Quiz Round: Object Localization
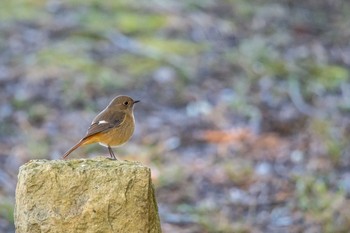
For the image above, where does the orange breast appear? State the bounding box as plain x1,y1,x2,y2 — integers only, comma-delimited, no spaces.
97,114,135,147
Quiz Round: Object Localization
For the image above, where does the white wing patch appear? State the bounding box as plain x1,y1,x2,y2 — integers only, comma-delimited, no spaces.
97,120,109,125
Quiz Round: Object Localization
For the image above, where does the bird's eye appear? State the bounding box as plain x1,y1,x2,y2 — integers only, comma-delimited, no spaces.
123,101,129,106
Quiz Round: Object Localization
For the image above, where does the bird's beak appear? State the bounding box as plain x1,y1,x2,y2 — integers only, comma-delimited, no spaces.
134,100,140,104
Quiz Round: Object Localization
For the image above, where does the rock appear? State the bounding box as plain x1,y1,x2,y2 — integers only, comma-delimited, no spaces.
14,157,161,233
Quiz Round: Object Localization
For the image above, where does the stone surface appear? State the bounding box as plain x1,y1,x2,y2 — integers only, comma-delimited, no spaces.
15,157,161,233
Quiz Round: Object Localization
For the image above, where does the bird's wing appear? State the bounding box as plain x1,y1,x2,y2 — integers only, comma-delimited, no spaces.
83,109,126,139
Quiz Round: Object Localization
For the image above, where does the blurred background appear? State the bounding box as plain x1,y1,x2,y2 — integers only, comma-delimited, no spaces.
1,0,350,232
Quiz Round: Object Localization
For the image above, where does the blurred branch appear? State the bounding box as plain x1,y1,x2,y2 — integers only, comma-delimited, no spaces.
106,31,191,80
70,29,192,79
288,77,318,117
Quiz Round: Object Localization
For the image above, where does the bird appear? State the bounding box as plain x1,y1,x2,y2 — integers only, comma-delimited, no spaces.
62,95,139,160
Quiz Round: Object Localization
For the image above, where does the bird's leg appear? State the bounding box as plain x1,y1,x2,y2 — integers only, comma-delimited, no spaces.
108,146,117,160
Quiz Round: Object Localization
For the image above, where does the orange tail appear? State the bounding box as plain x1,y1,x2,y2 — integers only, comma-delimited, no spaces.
62,135,100,159
62,140,84,159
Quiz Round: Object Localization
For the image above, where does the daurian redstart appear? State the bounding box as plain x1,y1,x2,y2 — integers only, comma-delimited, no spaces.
62,95,139,160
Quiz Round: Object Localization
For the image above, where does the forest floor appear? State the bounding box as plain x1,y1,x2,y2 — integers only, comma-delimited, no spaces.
1,1,350,232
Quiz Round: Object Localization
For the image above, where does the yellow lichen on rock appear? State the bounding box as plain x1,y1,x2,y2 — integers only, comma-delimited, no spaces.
15,157,161,233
